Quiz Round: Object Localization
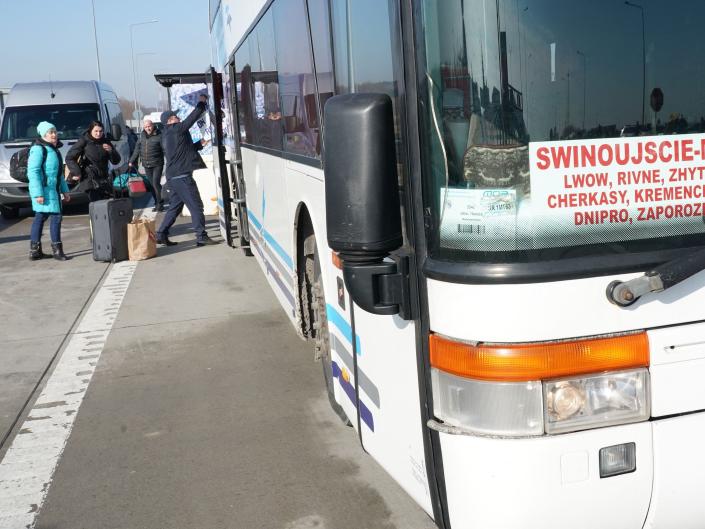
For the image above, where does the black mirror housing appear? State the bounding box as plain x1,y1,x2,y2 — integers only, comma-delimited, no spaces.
323,93,402,260
111,124,123,142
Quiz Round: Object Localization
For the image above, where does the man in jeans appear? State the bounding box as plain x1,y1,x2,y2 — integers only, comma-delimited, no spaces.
156,94,217,247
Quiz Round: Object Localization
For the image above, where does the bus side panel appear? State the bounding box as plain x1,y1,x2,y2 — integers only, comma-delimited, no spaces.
440,422,652,529
220,0,268,52
354,308,434,516
281,162,434,515
242,147,297,324
284,160,359,424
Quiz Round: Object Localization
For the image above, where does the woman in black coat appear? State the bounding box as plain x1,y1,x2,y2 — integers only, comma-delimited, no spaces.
66,120,121,202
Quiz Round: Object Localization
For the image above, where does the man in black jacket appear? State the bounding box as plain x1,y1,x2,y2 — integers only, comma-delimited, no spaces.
155,94,217,246
128,119,164,212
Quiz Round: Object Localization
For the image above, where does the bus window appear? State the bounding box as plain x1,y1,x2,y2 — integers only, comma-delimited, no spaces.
307,0,334,145
330,0,396,98
419,0,705,263
235,10,283,152
274,0,318,158
235,39,255,144
252,9,283,151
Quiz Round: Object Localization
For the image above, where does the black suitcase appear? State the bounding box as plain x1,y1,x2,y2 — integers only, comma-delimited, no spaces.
89,198,133,262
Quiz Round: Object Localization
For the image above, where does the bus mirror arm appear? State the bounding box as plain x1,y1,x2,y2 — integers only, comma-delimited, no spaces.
342,254,412,320
606,247,705,306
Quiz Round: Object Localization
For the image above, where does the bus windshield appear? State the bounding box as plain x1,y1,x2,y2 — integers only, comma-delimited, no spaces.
419,0,705,264
0,104,101,143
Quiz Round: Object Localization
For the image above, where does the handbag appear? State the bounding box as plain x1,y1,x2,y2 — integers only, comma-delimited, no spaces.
127,175,148,197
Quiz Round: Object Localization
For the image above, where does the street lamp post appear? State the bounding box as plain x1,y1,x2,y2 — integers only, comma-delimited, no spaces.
129,20,158,124
577,50,587,131
625,1,646,128
90,0,102,81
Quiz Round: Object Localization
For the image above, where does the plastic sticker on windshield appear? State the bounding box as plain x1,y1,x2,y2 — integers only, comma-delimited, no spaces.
439,188,517,251
529,134,705,247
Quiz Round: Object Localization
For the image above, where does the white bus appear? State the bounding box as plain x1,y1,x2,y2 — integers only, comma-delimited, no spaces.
208,1,705,527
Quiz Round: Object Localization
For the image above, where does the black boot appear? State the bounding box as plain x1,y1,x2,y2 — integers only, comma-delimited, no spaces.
51,242,68,261
29,242,42,261
37,242,51,259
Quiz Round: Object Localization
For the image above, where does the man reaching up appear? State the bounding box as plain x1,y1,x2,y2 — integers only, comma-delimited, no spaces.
156,94,218,247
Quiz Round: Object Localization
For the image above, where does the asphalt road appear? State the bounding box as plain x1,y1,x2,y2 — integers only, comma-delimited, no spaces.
0,210,437,529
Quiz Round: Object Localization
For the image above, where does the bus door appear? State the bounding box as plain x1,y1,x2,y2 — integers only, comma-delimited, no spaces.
206,66,233,246
224,61,251,254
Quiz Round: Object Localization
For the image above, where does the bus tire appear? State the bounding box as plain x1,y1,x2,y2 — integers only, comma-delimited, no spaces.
308,241,350,425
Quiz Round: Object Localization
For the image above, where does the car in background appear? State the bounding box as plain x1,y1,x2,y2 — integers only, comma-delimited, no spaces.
0,81,128,218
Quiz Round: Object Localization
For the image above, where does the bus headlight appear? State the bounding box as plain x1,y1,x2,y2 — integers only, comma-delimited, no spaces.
544,369,650,434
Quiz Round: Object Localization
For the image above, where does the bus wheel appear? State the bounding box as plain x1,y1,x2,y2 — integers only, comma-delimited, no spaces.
309,242,350,425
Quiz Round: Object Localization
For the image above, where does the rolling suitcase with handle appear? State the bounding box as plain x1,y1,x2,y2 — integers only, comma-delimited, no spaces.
89,198,133,262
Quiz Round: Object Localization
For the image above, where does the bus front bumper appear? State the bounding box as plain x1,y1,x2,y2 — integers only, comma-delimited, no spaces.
438,412,705,529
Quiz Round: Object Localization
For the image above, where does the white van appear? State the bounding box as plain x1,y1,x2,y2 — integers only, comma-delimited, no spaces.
0,81,129,218
0,87,9,117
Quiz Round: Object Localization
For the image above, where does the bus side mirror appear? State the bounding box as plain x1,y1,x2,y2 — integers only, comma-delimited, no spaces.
110,124,122,141
323,94,409,319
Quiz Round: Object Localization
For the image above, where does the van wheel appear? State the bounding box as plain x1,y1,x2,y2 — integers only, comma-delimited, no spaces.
306,237,350,425
0,205,19,219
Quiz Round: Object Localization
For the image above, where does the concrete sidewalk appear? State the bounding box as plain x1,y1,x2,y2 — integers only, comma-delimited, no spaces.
0,211,109,442
0,213,435,529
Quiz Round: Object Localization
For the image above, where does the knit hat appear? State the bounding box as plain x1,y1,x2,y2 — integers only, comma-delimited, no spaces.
37,121,56,138
160,111,177,125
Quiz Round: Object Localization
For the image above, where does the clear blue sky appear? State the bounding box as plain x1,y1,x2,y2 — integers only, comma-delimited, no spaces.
0,0,211,109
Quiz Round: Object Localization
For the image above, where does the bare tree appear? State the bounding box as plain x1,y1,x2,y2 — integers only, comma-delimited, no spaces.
119,97,136,120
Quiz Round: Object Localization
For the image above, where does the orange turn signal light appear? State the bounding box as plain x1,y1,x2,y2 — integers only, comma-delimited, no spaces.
429,332,649,382
332,252,343,270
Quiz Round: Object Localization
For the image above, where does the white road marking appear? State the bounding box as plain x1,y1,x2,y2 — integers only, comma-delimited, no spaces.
0,261,138,529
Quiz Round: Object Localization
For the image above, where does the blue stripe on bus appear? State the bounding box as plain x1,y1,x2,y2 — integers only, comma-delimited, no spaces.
247,210,263,231
246,210,293,270
247,211,359,356
262,230,293,270
332,361,374,431
326,304,362,356
250,233,295,309
217,197,224,208
266,258,296,308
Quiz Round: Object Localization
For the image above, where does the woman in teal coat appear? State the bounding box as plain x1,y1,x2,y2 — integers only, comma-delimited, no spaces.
28,121,71,261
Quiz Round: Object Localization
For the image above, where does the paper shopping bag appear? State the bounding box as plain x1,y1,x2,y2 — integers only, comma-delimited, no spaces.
127,219,157,261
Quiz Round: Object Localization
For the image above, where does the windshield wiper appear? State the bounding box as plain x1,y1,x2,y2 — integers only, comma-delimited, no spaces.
606,247,705,306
